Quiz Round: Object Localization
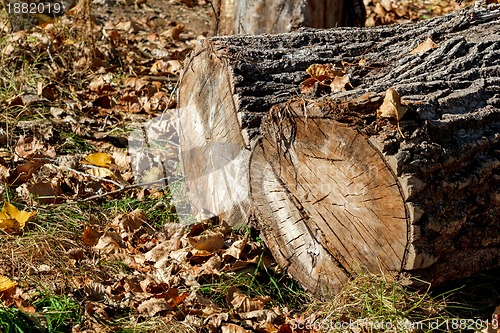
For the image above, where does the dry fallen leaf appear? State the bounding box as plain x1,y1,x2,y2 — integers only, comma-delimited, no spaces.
377,88,408,139
84,282,109,300
168,291,189,308
221,323,251,333
93,232,126,255
0,275,18,306
0,275,17,291
14,136,56,159
111,209,147,232
86,167,116,179
82,223,103,246
377,88,407,121
0,200,36,232
330,74,351,93
410,37,438,55
151,59,182,75
223,235,248,261
306,63,344,78
144,239,181,262
302,63,349,95
164,23,184,41
0,164,10,182
188,231,225,252
138,297,172,316
226,286,270,313
85,152,113,167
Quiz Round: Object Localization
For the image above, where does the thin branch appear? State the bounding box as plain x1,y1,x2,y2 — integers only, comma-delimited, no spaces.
62,165,124,188
77,177,170,202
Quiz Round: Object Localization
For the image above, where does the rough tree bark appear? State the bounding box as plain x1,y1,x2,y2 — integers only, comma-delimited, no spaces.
177,6,500,295
212,0,366,35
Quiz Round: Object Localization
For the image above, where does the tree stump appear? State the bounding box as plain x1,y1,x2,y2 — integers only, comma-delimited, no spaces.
212,0,366,35
177,6,500,295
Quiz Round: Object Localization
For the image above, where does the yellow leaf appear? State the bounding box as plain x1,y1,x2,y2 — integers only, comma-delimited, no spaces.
85,152,112,167
410,37,438,55
0,275,17,292
0,201,36,232
377,88,408,121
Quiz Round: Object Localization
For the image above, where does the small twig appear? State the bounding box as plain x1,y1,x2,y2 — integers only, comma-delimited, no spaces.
161,79,179,122
62,165,123,188
207,0,219,36
397,121,406,140
47,39,55,64
78,177,170,202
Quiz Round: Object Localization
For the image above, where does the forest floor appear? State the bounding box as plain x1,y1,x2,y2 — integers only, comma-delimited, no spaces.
0,0,499,332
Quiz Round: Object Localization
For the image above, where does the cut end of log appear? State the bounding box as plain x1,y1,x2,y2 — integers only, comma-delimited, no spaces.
250,100,410,293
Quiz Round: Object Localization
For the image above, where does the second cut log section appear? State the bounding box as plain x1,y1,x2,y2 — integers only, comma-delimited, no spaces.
212,0,366,35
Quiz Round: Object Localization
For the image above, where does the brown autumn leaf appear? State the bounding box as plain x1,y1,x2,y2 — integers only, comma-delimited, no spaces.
14,136,43,158
104,29,122,43
187,221,212,237
93,232,126,255
82,223,103,246
139,276,169,294
300,77,323,94
330,74,351,93
138,297,172,316
10,160,46,185
302,64,349,95
24,182,61,204
188,231,225,252
67,248,85,261
111,150,132,173
164,23,184,41
238,308,281,323
377,88,408,121
226,286,271,313
111,209,147,233
116,20,140,33
168,291,189,308
0,164,10,183
410,37,438,55
191,254,223,276
277,323,294,333
151,59,182,75
123,77,149,90
221,323,251,333
222,235,248,261
84,301,111,321
306,64,344,78
88,74,115,93
144,239,182,262
14,136,56,160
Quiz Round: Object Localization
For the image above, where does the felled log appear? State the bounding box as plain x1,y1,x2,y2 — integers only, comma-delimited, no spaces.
177,6,500,295
212,0,366,35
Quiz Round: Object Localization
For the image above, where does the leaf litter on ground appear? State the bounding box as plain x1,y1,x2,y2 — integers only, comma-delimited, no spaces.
1,0,499,332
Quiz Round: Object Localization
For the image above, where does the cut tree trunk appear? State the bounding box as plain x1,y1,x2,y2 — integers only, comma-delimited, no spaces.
177,6,500,295
212,0,366,35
